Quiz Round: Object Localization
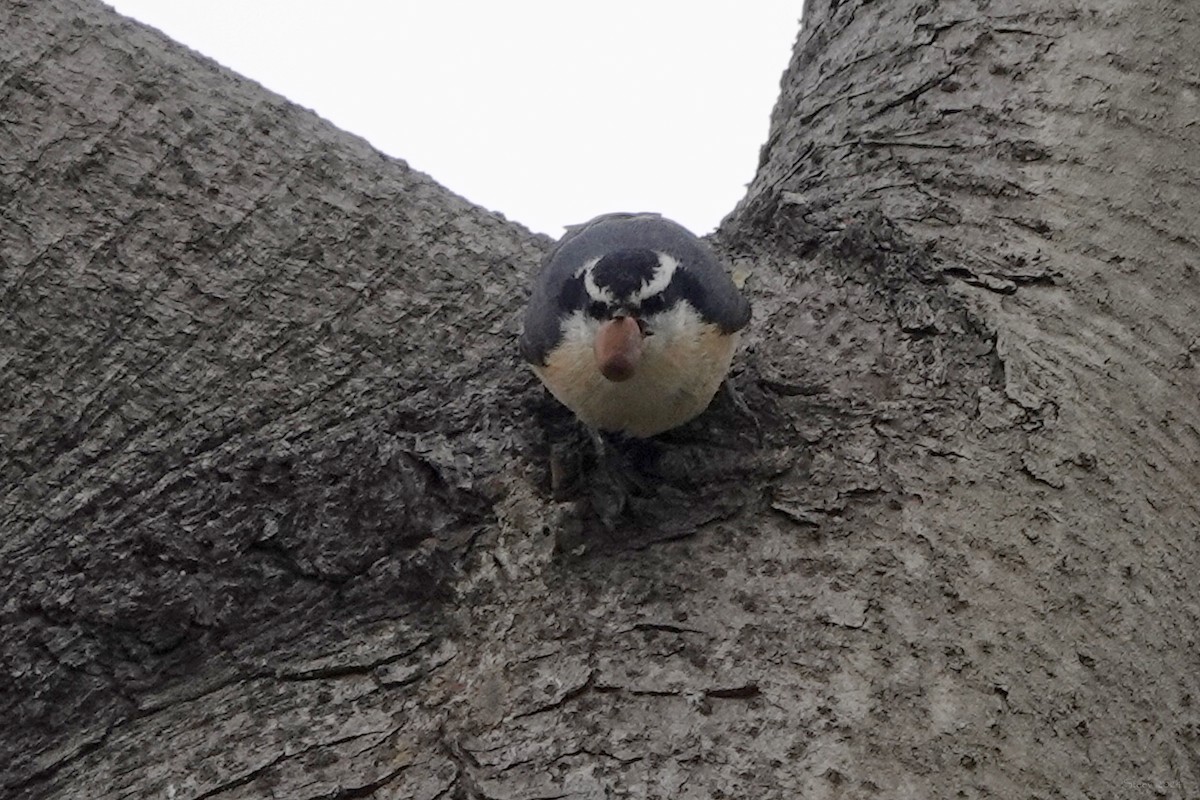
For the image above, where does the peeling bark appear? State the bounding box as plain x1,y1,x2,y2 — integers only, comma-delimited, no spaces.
3,0,1199,798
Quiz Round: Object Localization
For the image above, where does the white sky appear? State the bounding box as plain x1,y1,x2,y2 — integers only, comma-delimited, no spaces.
106,2,801,236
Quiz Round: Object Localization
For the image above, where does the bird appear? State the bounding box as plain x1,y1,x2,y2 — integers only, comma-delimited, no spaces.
519,213,750,438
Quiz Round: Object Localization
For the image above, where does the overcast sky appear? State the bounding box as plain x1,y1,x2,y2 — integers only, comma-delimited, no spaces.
106,2,802,237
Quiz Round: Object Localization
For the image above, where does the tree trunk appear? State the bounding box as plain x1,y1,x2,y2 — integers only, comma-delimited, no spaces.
3,0,1197,797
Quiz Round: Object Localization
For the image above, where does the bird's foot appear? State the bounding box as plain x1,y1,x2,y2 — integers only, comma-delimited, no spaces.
586,430,659,528
723,377,762,444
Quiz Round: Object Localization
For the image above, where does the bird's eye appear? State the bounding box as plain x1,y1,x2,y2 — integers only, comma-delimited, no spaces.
588,301,608,319
640,294,666,316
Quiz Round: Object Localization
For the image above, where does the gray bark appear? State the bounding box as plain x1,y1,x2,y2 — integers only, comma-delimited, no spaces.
2,0,1197,798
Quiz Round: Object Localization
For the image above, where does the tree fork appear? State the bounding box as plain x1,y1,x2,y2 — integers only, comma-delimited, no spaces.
2,0,1198,797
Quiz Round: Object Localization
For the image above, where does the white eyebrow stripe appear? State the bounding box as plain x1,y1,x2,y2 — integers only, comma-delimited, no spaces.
635,252,678,302
582,260,617,305
573,256,600,280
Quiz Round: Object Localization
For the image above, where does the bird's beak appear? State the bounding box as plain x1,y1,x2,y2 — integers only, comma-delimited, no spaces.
594,316,644,382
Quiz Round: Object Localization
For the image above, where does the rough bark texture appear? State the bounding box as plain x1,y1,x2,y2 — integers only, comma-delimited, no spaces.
2,0,1198,798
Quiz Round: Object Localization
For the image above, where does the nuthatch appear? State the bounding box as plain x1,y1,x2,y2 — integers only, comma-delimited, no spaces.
520,213,750,437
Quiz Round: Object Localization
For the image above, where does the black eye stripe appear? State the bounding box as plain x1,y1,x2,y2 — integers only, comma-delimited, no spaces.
559,273,586,311
671,269,704,310
640,294,666,315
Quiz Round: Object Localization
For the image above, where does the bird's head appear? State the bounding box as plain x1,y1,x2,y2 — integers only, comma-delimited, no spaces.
519,212,751,437
575,248,681,382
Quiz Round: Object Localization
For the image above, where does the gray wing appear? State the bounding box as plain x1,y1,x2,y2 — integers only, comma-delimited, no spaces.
519,213,750,365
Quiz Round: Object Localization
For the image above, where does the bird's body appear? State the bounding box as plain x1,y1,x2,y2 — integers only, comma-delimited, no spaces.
520,213,750,437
